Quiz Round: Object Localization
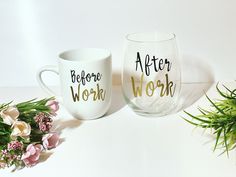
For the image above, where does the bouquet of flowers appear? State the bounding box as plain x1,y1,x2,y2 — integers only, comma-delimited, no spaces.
0,98,60,170
184,83,236,156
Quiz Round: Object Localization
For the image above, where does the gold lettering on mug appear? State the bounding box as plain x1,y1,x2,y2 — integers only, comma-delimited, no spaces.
131,73,176,98
70,84,106,102
131,52,177,98
131,73,143,97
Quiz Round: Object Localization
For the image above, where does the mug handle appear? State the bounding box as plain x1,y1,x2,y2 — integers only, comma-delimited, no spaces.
36,65,60,98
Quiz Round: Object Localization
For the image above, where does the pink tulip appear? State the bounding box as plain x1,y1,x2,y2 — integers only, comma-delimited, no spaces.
21,144,43,167
42,133,60,150
46,100,59,115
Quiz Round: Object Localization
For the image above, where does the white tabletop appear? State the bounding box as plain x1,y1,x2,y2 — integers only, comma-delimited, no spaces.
1,82,236,177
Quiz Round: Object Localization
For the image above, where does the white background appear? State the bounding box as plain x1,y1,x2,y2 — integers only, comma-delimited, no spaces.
1,0,236,86
1,1,236,176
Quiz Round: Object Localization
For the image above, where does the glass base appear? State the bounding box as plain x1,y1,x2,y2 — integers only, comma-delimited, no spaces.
123,93,179,117
127,102,178,117
133,110,170,117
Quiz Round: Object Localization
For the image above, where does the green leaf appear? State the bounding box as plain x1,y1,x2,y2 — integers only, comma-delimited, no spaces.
222,85,236,97
205,94,226,115
214,128,222,151
0,132,8,135
216,83,233,99
223,127,229,157
184,111,211,124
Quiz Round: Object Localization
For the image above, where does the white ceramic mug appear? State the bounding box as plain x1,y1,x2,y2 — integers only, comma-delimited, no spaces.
37,48,112,120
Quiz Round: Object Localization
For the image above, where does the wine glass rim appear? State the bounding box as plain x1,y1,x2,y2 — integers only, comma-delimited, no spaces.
125,32,176,43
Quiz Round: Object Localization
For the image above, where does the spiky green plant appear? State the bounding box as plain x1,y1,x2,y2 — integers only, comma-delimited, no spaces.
183,83,236,157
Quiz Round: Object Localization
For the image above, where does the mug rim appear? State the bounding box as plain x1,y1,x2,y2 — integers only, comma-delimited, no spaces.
125,31,176,43
58,48,111,62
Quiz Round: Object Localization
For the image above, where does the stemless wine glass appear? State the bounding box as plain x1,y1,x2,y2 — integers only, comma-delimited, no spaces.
122,32,181,117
